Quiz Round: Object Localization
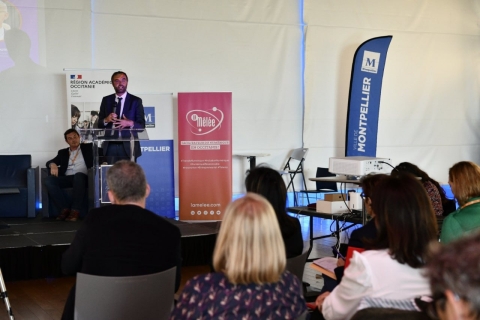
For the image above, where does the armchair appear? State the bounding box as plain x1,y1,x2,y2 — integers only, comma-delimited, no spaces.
0,155,39,218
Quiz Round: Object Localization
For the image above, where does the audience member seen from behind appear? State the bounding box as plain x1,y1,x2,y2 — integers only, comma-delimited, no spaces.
61,161,182,320
332,174,388,284
314,173,438,320
440,161,480,243
170,193,307,319
393,162,454,216
425,231,480,320
245,166,303,258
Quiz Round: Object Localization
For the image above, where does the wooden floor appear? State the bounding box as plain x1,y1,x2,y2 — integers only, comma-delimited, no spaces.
0,212,358,320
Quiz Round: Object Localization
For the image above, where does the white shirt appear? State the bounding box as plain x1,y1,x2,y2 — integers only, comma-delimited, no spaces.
65,148,88,176
322,249,431,320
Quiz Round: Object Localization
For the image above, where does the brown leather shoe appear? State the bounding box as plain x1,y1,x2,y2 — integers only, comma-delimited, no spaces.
65,210,80,222
56,209,70,221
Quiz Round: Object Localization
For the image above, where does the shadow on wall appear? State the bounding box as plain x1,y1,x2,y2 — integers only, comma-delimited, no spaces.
0,28,64,155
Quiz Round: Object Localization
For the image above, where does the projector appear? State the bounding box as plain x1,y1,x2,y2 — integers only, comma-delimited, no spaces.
329,156,392,176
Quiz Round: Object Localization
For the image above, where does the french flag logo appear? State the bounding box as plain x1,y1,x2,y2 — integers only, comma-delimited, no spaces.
70,75,82,79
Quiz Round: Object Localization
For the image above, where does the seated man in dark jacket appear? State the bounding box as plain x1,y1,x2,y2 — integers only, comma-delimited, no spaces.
61,160,182,320
45,129,95,222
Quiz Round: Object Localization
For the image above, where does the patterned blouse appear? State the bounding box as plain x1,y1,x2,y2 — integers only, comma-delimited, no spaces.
423,180,443,216
170,271,307,319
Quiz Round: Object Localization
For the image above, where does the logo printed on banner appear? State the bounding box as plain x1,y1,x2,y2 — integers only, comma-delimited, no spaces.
361,51,381,74
186,107,224,135
144,106,155,128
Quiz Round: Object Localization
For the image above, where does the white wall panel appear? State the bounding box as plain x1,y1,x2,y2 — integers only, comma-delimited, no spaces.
0,0,302,195
304,0,480,185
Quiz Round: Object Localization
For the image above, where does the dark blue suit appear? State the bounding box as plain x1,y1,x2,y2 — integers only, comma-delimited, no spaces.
98,92,145,160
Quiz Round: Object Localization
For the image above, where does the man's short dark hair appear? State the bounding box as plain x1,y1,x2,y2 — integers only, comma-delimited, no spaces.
90,110,99,116
64,128,79,141
111,71,128,83
106,160,147,202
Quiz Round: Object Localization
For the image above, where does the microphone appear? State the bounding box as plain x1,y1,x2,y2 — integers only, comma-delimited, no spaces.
112,101,117,115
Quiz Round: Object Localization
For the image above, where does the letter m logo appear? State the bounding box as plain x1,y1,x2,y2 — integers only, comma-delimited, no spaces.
361,50,381,74
366,58,376,67
144,106,155,128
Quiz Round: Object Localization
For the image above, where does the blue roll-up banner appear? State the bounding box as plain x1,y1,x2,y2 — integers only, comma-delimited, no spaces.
100,140,175,219
345,36,392,157
138,140,175,218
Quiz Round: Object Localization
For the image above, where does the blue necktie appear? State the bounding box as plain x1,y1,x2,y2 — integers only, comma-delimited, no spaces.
116,97,122,118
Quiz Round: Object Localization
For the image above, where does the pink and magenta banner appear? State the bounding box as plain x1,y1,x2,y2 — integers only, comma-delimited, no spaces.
178,92,232,221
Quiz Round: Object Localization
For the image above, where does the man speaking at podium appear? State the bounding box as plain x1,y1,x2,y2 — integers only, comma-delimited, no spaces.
98,71,145,162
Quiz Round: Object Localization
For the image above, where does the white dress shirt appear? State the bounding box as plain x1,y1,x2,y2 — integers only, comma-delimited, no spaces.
65,148,88,176
322,249,431,320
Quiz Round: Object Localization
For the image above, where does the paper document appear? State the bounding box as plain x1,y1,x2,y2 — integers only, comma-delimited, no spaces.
310,257,338,280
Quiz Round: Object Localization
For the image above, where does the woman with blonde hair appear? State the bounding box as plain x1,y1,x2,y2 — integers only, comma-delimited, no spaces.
170,193,307,319
440,161,480,243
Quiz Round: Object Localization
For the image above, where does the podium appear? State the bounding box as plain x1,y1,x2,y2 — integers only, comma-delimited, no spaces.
78,128,149,207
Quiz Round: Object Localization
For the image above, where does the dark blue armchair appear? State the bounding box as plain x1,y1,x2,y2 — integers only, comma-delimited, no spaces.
0,155,39,218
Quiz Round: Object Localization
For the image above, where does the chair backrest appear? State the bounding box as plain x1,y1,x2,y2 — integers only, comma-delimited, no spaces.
351,308,430,320
0,155,31,188
296,310,308,320
74,267,176,320
290,148,308,161
315,167,338,191
283,148,308,173
286,250,309,288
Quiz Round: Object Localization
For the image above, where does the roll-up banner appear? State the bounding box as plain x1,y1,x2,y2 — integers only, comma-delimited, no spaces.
178,92,232,221
345,36,392,157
